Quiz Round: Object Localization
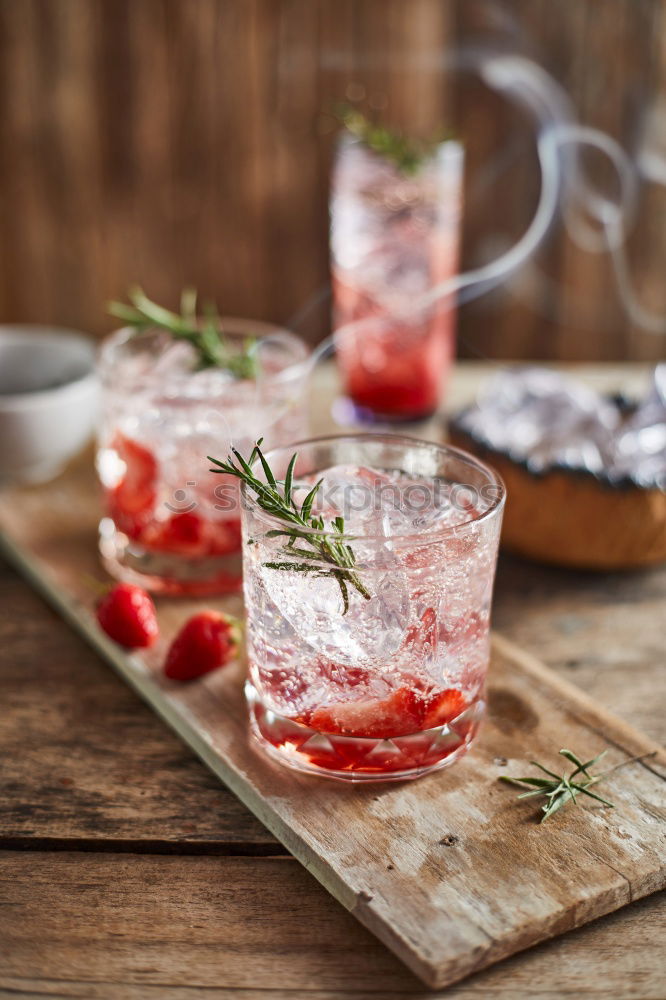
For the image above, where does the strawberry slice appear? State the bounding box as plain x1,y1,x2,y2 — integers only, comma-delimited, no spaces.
404,606,437,655
148,511,206,556
207,517,243,556
142,513,243,559
422,688,467,729
308,686,423,739
112,433,157,513
108,433,157,538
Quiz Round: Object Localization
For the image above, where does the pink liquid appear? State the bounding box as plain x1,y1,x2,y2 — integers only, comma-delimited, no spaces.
333,275,455,421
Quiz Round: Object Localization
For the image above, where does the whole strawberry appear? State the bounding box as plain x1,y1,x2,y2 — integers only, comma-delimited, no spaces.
164,610,241,681
96,583,159,648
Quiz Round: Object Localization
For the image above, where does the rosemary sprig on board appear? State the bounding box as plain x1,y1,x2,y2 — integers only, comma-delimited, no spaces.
108,286,258,378
209,439,371,615
500,748,656,823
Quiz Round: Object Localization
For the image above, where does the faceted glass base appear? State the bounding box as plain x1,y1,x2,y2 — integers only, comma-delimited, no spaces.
246,681,485,783
99,519,243,596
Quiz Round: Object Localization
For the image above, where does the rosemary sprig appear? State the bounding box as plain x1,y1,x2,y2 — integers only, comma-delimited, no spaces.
336,103,450,175
208,439,371,615
108,286,258,379
500,748,656,824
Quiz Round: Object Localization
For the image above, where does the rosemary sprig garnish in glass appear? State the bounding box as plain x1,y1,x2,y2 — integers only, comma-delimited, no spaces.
500,747,656,823
208,439,371,615
336,103,451,175
108,286,258,379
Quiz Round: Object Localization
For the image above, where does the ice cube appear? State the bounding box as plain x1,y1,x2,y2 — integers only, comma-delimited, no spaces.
315,465,381,524
152,340,197,378
260,555,410,667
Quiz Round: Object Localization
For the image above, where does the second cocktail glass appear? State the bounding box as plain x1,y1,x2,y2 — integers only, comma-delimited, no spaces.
97,319,310,595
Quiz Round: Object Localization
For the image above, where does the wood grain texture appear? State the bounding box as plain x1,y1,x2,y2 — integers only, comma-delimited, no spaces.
0,558,277,853
1,555,664,1000
493,555,666,747
1,851,665,1000
0,455,664,989
0,0,665,360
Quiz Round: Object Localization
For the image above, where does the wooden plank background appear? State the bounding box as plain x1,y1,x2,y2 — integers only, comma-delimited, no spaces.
0,0,665,361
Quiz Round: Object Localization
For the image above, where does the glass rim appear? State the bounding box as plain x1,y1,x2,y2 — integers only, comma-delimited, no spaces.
240,432,506,544
99,320,310,383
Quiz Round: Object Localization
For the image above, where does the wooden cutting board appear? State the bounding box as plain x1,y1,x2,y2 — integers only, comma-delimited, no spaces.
1,454,664,991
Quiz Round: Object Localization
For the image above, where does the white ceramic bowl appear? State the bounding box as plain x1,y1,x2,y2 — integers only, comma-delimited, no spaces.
0,325,99,484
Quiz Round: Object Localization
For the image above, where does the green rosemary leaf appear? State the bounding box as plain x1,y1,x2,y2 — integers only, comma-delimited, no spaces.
300,479,323,521
498,776,554,789
180,287,198,327
129,286,188,332
247,438,264,466
230,447,261,481
567,750,607,780
277,545,326,561
337,573,349,615
283,453,297,506
264,560,321,575
255,442,278,489
575,786,615,808
558,749,585,770
541,790,573,822
529,761,563,781
107,301,147,324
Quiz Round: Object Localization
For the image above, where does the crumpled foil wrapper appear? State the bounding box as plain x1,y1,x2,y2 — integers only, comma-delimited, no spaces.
453,366,666,490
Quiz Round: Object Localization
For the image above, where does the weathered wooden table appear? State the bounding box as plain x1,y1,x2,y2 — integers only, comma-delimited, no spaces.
1,362,664,999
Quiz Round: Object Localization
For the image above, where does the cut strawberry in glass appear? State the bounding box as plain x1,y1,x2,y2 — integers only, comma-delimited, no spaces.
105,434,158,541
422,688,467,729
112,433,157,515
404,606,437,655
308,686,423,739
207,518,242,556
107,501,150,541
151,511,206,555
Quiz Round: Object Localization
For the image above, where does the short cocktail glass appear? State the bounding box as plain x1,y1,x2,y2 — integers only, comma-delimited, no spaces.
330,136,463,423
241,434,504,781
97,320,310,595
